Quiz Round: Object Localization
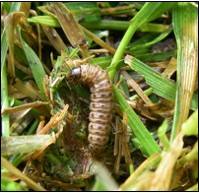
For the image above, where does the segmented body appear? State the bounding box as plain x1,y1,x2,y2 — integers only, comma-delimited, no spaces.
70,64,113,157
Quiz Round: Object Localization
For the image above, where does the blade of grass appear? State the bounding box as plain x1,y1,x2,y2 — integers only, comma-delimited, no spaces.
64,2,100,23
158,119,170,151
114,86,161,156
181,109,198,137
1,64,10,137
1,157,46,191
136,51,175,62
91,161,118,191
81,26,116,55
151,132,184,191
27,15,60,27
1,2,21,72
5,12,26,78
186,183,198,191
1,2,12,13
170,2,198,141
90,56,112,68
108,2,176,80
18,29,46,100
42,26,66,54
1,135,54,156
1,2,21,137
47,3,87,50
119,153,161,190
28,15,170,33
81,20,170,32
124,55,198,110
130,27,172,51
125,55,176,100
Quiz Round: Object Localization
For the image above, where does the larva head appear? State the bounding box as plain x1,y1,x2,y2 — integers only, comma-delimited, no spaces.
68,67,82,81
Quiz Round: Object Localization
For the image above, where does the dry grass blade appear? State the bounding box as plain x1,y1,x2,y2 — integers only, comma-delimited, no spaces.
162,57,177,78
12,79,42,100
119,132,184,191
1,157,46,191
37,104,68,134
119,153,161,190
100,4,135,15
1,101,48,115
171,3,198,140
19,2,31,17
150,132,184,190
114,114,132,173
4,12,26,78
42,26,66,54
121,70,153,106
47,2,89,57
81,26,116,55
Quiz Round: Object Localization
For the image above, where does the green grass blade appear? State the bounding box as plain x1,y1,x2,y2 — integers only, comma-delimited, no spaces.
125,55,176,100
114,86,161,156
1,2,12,13
136,51,175,62
28,16,169,33
27,15,60,27
130,27,172,51
81,20,169,32
125,55,197,110
158,119,170,150
18,29,46,100
1,30,9,72
182,109,198,137
64,2,100,23
1,178,28,191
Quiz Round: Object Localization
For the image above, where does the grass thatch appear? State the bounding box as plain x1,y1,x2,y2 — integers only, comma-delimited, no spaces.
1,2,198,191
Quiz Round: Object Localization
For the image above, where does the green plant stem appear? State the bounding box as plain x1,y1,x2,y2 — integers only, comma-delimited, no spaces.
108,24,136,81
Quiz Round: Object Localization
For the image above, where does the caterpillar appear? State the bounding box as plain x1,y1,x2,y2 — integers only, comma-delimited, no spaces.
69,63,113,158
